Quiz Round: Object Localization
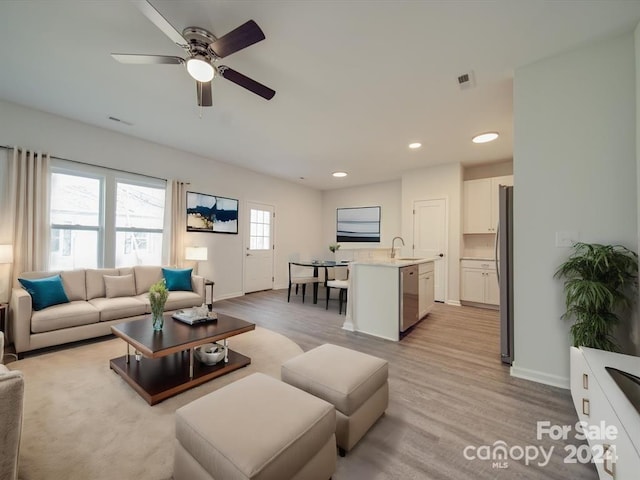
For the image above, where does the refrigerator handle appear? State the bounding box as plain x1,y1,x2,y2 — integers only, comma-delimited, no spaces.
494,220,500,283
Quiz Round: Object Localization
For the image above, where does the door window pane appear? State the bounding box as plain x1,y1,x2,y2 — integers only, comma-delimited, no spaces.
249,208,271,251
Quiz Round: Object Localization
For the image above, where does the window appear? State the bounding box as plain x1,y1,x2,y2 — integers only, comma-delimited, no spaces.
115,181,165,267
49,172,102,270
49,162,166,270
249,208,271,250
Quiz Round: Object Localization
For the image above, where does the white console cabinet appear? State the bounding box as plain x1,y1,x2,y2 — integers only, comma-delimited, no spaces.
570,347,640,479
460,259,499,306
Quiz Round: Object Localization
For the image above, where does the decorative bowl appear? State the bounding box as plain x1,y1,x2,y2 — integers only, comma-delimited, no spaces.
195,343,226,365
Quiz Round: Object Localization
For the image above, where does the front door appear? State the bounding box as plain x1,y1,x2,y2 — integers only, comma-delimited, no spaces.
413,198,447,302
244,202,274,293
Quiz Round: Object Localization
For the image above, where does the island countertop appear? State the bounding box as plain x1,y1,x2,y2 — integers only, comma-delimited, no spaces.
350,257,440,268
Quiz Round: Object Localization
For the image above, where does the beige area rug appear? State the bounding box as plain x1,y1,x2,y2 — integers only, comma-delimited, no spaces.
9,326,303,480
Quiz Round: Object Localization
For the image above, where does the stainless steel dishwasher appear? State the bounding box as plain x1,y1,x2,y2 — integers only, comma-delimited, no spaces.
400,264,419,332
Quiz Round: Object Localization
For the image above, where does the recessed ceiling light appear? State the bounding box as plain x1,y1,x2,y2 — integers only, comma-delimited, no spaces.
332,171,348,178
409,142,422,149
472,132,499,144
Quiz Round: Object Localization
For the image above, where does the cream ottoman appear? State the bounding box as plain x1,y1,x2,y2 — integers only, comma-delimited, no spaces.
174,372,336,480
281,344,389,456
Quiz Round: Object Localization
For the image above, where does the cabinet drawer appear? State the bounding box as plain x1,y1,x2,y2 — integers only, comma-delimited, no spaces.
461,259,495,270
419,262,434,274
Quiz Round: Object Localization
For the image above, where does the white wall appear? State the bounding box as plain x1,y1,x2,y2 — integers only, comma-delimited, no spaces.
320,180,401,259
401,163,463,305
0,100,323,298
513,33,637,387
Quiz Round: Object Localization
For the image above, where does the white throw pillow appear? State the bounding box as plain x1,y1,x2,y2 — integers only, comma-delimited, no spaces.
103,274,136,299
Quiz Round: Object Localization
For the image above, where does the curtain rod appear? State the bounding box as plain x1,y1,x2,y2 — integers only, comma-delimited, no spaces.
0,144,167,182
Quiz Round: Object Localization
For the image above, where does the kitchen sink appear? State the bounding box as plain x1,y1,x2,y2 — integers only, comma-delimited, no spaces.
397,257,422,261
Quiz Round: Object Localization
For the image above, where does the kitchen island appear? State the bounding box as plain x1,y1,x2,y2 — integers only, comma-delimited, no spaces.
343,257,438,341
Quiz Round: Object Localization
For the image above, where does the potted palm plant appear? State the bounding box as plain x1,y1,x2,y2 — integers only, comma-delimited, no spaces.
554,242,638,351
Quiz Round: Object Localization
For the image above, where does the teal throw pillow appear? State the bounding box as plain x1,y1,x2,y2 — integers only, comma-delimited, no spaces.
18,274,70,311
162,268,193,291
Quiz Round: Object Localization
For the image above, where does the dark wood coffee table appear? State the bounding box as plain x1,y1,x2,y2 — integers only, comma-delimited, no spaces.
110,313,255,405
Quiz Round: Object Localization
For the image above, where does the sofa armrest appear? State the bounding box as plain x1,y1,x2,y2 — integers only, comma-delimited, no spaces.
9,288,33,354
191,275,205,303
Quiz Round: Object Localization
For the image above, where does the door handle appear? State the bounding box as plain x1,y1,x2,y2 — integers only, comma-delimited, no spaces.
438,253,444,257
246,253,251,256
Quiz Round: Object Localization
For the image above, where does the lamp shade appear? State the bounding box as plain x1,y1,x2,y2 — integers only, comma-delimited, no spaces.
0,244,13,264
185,246,208,261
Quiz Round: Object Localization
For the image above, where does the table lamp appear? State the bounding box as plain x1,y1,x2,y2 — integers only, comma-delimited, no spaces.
185,246,208,274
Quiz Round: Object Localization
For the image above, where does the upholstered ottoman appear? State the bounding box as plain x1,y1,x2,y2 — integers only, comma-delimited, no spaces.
281,344,388,455
173,373,336,480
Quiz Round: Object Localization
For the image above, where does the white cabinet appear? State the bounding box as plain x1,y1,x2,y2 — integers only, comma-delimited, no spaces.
570,347,640,479
460,259,499,305
463,175,513,234
418,261,435,319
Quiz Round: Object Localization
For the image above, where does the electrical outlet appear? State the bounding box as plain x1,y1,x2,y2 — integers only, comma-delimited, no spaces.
556,231,579,248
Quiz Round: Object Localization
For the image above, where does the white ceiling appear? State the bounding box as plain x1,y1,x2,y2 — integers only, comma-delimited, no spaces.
1,1,640,190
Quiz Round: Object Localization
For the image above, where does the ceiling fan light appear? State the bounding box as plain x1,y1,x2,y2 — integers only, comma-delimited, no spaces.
186,57,215,82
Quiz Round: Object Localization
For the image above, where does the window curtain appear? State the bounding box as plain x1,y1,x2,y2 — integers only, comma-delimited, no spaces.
8,147,50,286
169,180,188,268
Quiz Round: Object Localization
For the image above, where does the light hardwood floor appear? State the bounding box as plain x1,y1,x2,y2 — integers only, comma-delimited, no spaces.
214,289,598,480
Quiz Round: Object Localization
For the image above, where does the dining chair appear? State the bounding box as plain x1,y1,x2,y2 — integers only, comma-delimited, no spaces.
288,262,321,303
326,265,349,314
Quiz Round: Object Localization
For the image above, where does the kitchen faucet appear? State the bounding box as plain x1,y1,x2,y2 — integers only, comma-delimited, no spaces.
390,236,405,259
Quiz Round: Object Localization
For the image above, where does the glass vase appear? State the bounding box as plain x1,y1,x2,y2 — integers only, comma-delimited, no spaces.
152,311,164,331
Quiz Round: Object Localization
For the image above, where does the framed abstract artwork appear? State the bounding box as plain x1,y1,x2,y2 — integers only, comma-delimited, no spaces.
186,191,239,234
336,206,381,242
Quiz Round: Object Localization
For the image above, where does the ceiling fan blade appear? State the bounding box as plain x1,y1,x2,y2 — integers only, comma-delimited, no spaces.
196,81,213,107
209,20,265,58
132,0,187,47
111,54,184,65
219,66,275,100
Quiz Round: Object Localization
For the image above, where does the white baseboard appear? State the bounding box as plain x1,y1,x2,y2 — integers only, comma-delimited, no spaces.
510,364,569,389
214,291,245,302
446,300,461,307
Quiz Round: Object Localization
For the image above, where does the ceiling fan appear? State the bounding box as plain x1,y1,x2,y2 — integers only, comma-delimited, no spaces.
112,0,275,106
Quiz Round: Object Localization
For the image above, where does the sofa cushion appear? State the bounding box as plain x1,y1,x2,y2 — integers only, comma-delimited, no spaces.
104,274,136,298
86,268,120,300
133,266,163,295
165,291,203,312
162,268,193,291
88,297,147,322
60,270,86,301
18,275,70,311
31,301,99,333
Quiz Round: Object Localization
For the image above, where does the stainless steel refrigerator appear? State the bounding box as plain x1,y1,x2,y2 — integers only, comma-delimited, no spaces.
496,185,514,365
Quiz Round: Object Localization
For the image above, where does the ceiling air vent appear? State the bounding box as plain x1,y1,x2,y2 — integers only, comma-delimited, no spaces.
457,70,476,90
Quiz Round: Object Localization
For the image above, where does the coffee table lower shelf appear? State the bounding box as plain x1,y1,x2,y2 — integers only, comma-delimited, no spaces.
110,349,251,405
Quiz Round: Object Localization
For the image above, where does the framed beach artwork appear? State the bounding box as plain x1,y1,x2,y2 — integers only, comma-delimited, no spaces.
336,206,381,242
186,191,239,234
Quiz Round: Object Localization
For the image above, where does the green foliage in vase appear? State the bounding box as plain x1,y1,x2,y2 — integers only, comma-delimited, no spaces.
149,279,169,318
329,243,341,253
554,242,638,351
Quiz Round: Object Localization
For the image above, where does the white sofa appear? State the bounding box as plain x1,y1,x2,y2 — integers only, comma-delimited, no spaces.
9,266,205,355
